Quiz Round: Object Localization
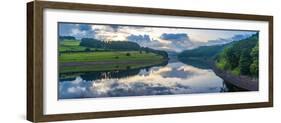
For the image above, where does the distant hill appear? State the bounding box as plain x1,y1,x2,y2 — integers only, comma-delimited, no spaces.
177,44,228,60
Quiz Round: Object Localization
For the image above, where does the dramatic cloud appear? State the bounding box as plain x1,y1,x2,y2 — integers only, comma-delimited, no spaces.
126,34,170,51
160,33,190,42
159,33,194,52
59,23,257,52
59,23,96,39
127,34,151,43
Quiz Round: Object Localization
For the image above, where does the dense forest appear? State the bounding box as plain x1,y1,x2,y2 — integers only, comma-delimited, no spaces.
178,33,259,78
215,33,259,77
80,38,141,50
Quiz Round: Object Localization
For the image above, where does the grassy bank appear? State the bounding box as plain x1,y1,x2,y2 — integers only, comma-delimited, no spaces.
59,51,165,73
59,51,164,63
60,60,164,73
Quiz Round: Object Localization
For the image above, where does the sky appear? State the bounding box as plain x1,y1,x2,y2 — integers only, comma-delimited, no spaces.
59,23,258,52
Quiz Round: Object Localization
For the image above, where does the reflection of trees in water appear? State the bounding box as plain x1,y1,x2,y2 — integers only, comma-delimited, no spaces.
81,69,140,81
60,60,168,81
179,59,249,92
179,58,212,69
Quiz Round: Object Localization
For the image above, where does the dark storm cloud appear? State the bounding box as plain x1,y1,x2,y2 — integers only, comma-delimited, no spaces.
160,33,190,42
59,23,96,39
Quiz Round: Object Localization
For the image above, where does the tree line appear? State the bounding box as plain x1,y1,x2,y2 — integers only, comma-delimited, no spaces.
80,38,140,50
59,36,76,40
79,38,168,59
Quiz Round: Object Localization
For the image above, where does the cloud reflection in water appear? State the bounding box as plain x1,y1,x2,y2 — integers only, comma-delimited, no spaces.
59,62,224,99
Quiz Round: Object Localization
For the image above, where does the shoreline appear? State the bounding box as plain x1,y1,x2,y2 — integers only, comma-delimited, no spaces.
59,59,169,74
178,58,259,91
211,63,258,91
60,60,166,67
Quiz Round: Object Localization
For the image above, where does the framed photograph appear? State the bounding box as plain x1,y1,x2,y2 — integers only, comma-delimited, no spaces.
27,1,273,122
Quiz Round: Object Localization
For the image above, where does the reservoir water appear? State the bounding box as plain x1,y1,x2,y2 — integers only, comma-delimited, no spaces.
59,60,239,99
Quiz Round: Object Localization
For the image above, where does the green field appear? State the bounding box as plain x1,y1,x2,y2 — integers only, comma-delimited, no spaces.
60,60,163,73
59,51,165,73
60,39,80,45
59,39,101,52
59,39,83,52
59,51,163,63
59,39,166,73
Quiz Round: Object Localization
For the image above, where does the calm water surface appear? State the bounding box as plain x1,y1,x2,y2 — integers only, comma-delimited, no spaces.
59,61,239,99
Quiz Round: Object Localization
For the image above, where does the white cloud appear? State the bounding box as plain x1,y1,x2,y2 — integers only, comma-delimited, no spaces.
60,23,257,52
91,25,256,52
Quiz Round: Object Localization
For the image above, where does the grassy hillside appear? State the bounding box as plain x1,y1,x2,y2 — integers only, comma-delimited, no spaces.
58,37,168,73
59,39,104,52
59,39,85,52
178,44,227,60
59,38,168,58
215,33,259,77
177,33,259,78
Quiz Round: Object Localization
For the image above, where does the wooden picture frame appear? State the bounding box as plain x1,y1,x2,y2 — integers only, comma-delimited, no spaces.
27,1,273,122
